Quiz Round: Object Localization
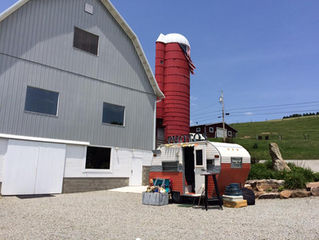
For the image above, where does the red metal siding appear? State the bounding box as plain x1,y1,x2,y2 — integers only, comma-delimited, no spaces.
207,163,250,196
149,171,184,194
163,43,190,139
155,41,191,141
155,42,165,119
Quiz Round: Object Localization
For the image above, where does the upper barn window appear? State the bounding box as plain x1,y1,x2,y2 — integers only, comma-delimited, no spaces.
102,102,125,126
24,86,59,116
73,27,99,55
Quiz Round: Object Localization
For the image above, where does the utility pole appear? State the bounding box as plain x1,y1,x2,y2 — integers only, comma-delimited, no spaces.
219,90,226,142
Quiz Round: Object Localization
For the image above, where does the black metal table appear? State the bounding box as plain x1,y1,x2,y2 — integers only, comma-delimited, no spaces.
200,172,223,211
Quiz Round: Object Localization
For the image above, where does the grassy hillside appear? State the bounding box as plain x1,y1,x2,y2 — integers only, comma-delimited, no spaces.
216,116,319,160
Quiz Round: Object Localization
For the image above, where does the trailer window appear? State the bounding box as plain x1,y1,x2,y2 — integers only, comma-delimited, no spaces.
162,161,179,172
195,150,203,166
86,146,111,169
231,157,242,168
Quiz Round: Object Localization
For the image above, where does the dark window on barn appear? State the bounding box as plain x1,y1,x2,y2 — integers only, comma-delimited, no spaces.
195,150,203,166
25,86,59,116
102,102,125,126
86,146,111,169
162,161,179,172
73,27,99,55
209,127,214,133
196,127,201,133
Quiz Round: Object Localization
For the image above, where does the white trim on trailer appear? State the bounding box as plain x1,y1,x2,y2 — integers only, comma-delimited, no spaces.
0,0,164,99
0,133,90,146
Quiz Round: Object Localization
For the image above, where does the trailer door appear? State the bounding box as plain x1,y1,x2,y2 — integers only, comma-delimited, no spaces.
194,145,206,193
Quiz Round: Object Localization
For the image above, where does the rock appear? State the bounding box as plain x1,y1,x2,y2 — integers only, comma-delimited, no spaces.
258,192,280,199
254,191,265,199
244,184,253,190
269,143,291,171
311,187,319,196
291,189,311,198
280,190,292,199
306,182,319,190
246,179,285,191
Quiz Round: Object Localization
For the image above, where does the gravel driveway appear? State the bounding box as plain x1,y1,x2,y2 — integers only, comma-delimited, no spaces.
0,191,318,240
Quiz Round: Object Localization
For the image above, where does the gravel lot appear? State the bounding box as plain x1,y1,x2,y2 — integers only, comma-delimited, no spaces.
0,191,319,240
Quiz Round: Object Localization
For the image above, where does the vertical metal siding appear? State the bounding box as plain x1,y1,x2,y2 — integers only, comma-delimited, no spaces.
0,0,156,150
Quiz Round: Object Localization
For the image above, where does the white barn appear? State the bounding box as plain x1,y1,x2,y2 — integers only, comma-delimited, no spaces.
0,0,163,195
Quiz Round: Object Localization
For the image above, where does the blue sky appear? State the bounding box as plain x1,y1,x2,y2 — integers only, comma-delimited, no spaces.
1,0,319,124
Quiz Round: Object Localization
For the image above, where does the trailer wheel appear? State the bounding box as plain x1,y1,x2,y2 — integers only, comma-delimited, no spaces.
171,191,181,203
242,188,255,205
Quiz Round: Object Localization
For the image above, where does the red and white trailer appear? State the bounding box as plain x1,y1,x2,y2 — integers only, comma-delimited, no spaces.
149,141,251,200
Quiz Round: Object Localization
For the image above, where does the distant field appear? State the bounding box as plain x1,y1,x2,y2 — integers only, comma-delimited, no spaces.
211,116,319,160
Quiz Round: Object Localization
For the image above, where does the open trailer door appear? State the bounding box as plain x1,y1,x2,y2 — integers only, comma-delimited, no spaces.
194,145,206,193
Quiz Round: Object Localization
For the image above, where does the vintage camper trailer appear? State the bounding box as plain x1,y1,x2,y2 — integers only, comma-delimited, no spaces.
149,141,251,201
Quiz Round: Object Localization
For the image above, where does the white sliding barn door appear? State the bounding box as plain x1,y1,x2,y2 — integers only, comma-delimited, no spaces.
1,140,66,195
35,142,66,194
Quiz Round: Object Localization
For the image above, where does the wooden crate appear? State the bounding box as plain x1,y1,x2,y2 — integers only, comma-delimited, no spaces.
223,199,247,208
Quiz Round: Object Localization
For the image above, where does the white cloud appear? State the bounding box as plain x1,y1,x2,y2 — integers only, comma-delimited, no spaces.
245,112,253,116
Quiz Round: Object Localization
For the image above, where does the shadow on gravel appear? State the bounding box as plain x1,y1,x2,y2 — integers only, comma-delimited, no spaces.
15,194,55,199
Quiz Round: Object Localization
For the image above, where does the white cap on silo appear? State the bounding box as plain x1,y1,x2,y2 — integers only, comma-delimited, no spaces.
156,33,190,48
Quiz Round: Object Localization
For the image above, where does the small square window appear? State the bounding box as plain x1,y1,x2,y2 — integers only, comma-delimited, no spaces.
231,157,242,168
228,131,233,137
209,127,214,133
102,102,125,126
73,27,99,55
196,127,201,133
86,146,111,169
24,86,59,116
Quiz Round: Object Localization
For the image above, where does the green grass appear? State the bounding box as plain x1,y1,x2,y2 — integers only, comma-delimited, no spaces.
210,116,319,160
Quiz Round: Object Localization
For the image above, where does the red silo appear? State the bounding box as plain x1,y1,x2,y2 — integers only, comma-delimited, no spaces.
155,33,195,144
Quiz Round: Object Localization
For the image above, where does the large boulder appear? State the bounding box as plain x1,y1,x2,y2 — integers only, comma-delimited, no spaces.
269,143,291,171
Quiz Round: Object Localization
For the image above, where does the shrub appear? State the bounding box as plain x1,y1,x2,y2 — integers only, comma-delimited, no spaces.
248,163,276,179
313,172,319,182
264,160,273,169
284,171,307,189
248,161,317,189
278,186,284,192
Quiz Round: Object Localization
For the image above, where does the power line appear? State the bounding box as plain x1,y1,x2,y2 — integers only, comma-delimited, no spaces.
191,100,319,115
192,109,319,124
191,101,319,119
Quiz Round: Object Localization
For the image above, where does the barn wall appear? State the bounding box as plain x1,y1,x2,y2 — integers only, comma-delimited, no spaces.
0,139,8,183
0,0,153,93
0,0,156,150
64,145,152,178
